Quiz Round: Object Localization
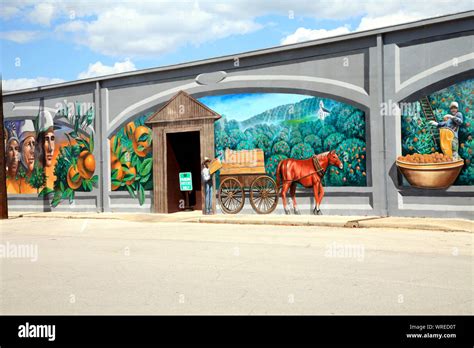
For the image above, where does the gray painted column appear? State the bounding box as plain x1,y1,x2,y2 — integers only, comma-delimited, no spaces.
100,87,111,212
383,43,402,217
372,34,388,216
94,81,104,212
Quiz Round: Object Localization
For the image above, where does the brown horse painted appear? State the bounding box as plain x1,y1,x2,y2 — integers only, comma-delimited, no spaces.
275,150,343,215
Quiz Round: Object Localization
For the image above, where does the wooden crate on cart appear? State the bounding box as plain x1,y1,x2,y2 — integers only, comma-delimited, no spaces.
218,148,278,214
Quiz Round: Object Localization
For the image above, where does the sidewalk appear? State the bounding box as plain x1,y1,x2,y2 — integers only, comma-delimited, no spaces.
6,211,473,233
197,214,473,233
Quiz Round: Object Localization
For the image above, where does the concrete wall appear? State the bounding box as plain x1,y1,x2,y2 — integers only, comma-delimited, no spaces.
3,12,474,218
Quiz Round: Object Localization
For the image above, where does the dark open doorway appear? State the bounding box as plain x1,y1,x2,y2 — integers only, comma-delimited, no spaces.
166,131,202,213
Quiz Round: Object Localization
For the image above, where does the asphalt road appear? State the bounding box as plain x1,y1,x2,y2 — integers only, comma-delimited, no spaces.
0,217,472,314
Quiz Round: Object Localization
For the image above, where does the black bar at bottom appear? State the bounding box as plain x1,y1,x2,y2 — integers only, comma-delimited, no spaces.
0,315,472,346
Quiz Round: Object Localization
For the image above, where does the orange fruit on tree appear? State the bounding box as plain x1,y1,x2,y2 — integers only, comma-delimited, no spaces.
125,166,137,185
132,125,152,157
77,150,96,179
67,166,83,190
111,154,124,191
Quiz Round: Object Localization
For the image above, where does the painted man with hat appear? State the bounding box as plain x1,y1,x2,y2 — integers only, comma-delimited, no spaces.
36,110,56,168
5,123,20,179
429,101,464,159
19,119,37,175
201,157,213,214
36,110,57,188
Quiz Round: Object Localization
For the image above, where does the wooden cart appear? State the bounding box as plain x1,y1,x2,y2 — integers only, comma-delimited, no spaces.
218,149,278,214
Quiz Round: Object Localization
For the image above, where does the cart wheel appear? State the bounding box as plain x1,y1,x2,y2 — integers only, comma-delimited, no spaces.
218,177,245,214
250,175,278,214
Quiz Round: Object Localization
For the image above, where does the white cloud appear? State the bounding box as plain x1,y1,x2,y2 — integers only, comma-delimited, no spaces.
2,77,66,91
77,59,137,79
280,1,473,45
56,3,262,57
356,12,425,31
0,30,40,43
281,26,351,45
0,5,21,19
1,59,137,91
26,3,56,26
2,0,473,56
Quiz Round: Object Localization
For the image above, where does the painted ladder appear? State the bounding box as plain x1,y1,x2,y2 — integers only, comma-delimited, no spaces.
419,96,439,148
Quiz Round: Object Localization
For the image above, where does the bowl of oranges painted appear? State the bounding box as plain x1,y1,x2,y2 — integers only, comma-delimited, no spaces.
396,153,464,189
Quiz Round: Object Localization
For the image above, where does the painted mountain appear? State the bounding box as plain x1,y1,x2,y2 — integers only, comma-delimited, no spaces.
240,96,339,129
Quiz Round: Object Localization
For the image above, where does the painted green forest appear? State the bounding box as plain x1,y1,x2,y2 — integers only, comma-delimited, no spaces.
401,79,473,185
212,95,367,186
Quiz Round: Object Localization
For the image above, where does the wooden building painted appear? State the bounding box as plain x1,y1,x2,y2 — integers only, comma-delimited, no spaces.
146,91,221,213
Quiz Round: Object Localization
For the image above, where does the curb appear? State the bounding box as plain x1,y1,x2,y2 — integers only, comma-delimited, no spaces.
197,217,347,228
356,222,471,233
6,212,473,233
196,217,473,233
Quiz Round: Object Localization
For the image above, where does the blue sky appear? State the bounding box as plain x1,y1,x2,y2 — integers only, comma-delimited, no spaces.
1,1,472,90
1,14,359,81
199,93,311,121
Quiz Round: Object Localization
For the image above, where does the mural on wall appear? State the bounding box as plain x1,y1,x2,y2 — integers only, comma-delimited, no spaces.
199,93,367,187
109,114,153,205
4,103,98,207
398,79,473,188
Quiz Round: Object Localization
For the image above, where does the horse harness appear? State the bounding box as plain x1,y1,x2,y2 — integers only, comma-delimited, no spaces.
312,155,327,177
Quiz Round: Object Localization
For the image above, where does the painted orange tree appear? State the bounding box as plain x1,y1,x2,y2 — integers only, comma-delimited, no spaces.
51,105,98,207
110,114,153,205
401,78,473,185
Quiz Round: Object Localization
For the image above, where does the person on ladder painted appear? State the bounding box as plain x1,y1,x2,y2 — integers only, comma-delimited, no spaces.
429,101,463,159
201,157,213,215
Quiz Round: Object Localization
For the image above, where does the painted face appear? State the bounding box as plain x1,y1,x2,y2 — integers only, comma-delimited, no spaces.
22,136,36,173
450,107,458,115
7,139,20,176
329,150,343,170
43,131,55,167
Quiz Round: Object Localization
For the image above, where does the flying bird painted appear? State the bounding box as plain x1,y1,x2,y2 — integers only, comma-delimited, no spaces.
317,100,331,119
